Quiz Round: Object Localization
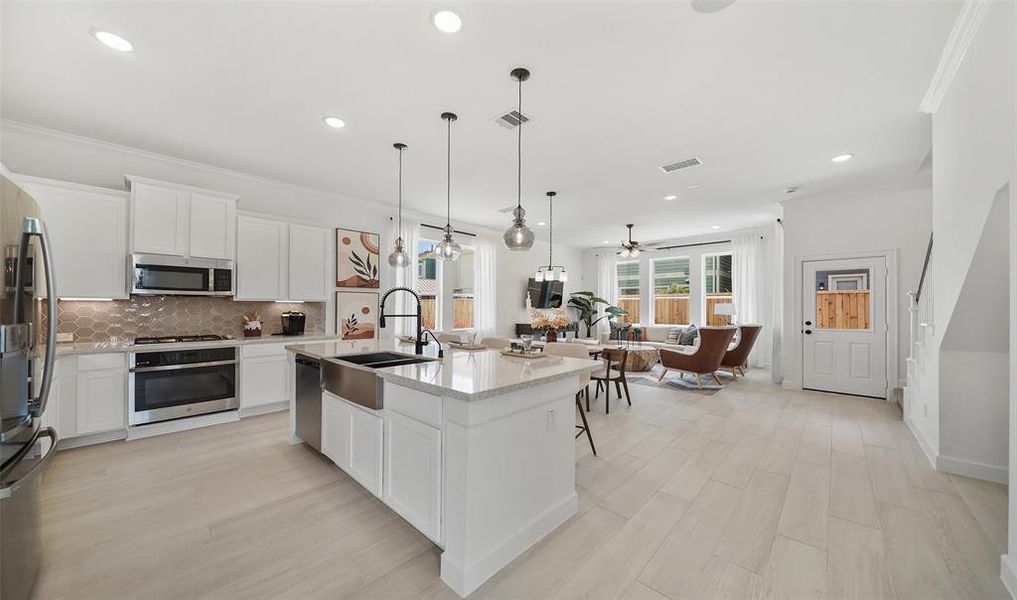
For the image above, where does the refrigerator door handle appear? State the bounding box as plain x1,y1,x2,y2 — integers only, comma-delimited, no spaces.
15,218,57,418
0,427,58,500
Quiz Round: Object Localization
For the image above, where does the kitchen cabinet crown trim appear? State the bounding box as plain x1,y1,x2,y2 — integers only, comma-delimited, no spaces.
124,174,240,201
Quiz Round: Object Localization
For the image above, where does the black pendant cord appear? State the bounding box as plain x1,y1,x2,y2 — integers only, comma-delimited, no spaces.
517,76,523,211
546,191,560,269
446,117,452,228
397,145,403,236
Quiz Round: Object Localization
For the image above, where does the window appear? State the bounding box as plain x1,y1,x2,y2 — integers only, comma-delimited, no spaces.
451,247,475,329
416,240,439,330
652,257,690,325
615,261,640,324
704,253,733,325
815,268,871,330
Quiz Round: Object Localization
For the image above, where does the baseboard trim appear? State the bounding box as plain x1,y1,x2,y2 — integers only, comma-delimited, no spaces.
937,453,1008,484
127,410,240,440
57,429,126,450
440,492,578,598
904,415,938,470
781,379,798,391
240,401,288,418
1001,554,1017,599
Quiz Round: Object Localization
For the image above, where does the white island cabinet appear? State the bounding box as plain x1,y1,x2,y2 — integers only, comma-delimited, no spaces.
285,340,596,598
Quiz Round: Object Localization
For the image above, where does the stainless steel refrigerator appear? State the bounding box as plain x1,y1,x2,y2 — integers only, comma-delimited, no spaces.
0,173,57,600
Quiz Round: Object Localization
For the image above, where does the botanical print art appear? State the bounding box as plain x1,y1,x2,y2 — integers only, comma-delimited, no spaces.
337,291,378,341
336,228,380,288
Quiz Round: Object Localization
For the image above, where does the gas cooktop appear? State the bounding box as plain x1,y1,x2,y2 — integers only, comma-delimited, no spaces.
133,334,232,345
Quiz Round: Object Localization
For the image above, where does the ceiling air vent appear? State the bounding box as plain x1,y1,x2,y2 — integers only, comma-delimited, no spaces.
494,110,530,129
659,157,703,173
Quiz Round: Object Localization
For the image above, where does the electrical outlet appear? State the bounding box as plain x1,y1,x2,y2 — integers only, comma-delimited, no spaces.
546,408,557,431
55,332,73,343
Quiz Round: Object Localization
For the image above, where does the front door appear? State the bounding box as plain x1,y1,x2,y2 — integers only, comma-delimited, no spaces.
802,256,887,398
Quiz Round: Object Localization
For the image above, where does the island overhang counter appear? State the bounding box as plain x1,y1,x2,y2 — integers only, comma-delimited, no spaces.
284,340,598,597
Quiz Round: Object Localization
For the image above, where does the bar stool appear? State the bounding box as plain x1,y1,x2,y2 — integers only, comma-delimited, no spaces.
543,342,597,456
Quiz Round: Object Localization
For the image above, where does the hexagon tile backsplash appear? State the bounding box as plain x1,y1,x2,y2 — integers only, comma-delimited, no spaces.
38,297,325,343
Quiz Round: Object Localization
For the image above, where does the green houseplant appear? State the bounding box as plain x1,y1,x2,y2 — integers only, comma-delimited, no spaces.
567,291,627,339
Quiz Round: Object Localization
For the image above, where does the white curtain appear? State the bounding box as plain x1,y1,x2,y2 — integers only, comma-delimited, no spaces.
473,232,498,337
391,217,421,338
596,252,617,338
769,222,785,383
732,234,771,368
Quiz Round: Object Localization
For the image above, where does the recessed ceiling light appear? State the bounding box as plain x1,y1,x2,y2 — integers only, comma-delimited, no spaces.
664,194,678,201
603,240,611,244
537,222,547,227
687,184,701,189
92,30,133,52
322,116,346,129
831,153,854,163
433,10,462,33
711,225,721,229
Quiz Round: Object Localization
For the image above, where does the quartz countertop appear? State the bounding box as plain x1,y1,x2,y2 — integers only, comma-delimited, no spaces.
46,333,344,357
285,339,599,401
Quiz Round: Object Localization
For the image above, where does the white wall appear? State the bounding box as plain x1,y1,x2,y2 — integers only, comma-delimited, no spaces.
0,120,583,338
781,185,933,391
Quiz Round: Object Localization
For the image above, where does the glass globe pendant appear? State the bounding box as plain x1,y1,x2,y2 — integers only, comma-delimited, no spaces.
439,111,461,262
437,226,462,261
503,67,535,251
387,142,410,267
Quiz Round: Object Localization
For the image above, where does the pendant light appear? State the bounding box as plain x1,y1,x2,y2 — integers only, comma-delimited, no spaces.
618,224,641,258
503,67,535,251
534,191,568,282
387,142,409,267
436,112,462,261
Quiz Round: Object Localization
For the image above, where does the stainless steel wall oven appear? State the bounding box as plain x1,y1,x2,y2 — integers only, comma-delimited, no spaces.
129,346,238,425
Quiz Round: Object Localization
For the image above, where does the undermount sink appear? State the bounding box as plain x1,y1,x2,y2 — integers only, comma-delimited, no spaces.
323,352,437,410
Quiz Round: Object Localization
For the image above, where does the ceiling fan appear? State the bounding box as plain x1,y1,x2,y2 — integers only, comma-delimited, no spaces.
618,224,642,258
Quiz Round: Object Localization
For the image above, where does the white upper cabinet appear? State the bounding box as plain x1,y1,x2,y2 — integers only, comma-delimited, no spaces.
236,214,328,302
189,193,236,259
126,176,237,259
235,215,287,300
19,176,129,299
288,224,328,301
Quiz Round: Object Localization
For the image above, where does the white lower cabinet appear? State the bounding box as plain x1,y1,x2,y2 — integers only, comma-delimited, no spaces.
44,353,127,440
322,391,382,497
383,410,443,543
240,343,290,412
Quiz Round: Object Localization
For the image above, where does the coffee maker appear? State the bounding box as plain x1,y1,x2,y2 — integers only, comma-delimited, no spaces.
279,311,306,336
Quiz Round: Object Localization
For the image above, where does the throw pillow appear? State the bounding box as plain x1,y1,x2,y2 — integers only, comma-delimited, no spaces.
666,327,681,344
679,324,698,346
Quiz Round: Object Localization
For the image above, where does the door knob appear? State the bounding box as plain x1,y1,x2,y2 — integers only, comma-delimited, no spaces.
804,320,812,326
805,329,813,335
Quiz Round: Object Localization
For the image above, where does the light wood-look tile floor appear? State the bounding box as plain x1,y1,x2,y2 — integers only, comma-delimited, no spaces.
34,370,1009,599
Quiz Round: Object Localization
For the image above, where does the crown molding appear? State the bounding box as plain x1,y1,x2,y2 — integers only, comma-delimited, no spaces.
919,0,990,114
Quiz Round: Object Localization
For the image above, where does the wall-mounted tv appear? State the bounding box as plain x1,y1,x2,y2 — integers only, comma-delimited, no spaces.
527,278,564,308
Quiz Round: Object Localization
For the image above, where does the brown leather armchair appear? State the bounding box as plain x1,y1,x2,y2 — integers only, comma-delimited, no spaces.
721,325,762,378
658,326,737,387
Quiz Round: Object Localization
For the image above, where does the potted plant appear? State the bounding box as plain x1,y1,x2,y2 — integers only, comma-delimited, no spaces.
567,291,628,339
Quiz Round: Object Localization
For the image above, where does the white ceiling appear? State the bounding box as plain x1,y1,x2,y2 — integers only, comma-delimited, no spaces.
1,1,956,248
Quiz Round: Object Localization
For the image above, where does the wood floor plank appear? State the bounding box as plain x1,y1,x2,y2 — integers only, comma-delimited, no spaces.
796,422,832,466
825,516,894,600
829,450,880,528
600,447,692,518
711,432,768,488
660,440,729,501
777,462,831,549
713,469,790,573
756,426,802,476
831,417,865,457
638,480,742,598
557,491,689,599
759,535,827,599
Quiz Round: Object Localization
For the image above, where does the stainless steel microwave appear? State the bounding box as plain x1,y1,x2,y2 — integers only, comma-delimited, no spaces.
131,253,234,296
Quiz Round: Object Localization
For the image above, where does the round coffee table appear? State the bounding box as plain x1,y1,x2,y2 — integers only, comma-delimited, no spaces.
606,344,660,372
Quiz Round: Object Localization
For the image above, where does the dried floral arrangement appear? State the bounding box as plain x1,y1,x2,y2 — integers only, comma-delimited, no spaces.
529,306,573,332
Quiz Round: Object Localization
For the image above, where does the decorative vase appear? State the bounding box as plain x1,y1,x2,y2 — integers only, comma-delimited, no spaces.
545,330,558,343
243,320,263,337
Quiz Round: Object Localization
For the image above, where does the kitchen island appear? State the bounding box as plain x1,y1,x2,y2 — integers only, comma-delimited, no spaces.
285,339,597,597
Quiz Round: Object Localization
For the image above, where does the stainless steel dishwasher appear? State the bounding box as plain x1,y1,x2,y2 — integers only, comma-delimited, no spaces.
294,355,322,451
